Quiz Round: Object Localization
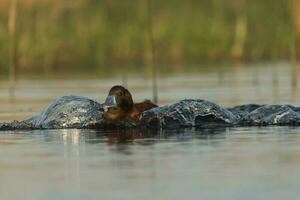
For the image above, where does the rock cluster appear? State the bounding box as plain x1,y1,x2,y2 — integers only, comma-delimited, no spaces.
1,95,300,130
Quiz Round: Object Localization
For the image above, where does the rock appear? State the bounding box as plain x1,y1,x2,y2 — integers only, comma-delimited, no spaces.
141,99,237,128
228,104,300,126
2,96,300,130
0,120,33,131
228,104,263,125
0,95,104,130
248,105,300,126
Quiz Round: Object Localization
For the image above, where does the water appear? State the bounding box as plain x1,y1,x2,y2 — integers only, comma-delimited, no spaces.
1,128,300,200
1,63,300,199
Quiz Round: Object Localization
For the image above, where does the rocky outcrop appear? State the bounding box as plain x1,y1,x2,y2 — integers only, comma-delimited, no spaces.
229,104,300,126
0,95,103,130
1,96,300,130
141,99,237,128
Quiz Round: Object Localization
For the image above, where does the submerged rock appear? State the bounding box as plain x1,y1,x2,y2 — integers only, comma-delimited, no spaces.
0,95,104,130
0,120,33,131
2,96,300,131
141,99,237,128
228,104,263,125
249,105,300,125
228,104,300,126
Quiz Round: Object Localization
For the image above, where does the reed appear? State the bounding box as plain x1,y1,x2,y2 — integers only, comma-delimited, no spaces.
8,0,17,99
147,0,158,104
290,0,300,91
0,0,296,75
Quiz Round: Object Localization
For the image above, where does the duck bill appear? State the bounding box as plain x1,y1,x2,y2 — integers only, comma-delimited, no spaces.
103,95,117,111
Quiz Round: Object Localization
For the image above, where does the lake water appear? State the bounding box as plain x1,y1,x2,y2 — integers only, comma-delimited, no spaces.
1,63,300,200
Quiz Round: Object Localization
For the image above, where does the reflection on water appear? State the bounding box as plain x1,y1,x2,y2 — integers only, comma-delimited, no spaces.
0,127,300,200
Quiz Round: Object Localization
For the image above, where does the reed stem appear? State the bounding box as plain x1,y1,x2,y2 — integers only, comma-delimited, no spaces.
8,0,17,100
147,0,158,104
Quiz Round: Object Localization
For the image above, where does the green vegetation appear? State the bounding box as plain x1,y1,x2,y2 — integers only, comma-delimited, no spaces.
0,0,295,75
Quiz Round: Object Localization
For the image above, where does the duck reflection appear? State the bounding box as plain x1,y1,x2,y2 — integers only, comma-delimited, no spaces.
40,127,229,146
103,128,160,145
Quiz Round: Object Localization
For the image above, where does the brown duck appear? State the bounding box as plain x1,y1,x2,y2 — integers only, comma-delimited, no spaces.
102,85,158,122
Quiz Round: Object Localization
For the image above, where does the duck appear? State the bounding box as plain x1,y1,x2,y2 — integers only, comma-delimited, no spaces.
102,85,158,122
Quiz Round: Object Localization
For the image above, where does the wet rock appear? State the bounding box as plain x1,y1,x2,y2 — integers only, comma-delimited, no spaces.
0,95,104,130
2,96,300,130
228,104,300,126
228,104,263,125
141,99,237,128
248,105,300,126
0,120,33,131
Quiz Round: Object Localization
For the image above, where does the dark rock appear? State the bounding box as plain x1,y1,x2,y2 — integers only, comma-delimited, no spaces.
248,105,300,126
0,120,33,131
0,95,104,130
228,104,300,126
2,96,300,131
228,104,263,125
141,99,237,128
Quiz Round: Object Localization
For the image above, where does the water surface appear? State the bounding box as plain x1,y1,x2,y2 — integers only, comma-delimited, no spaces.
0,63,300,199
1,127,300,200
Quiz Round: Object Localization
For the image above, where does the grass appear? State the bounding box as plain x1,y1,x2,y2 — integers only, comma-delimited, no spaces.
0,0,295,76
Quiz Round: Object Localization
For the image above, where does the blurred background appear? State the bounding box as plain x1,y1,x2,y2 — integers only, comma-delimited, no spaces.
1,0,300,121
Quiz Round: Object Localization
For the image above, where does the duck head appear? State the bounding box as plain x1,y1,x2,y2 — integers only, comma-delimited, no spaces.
103,85,134,121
